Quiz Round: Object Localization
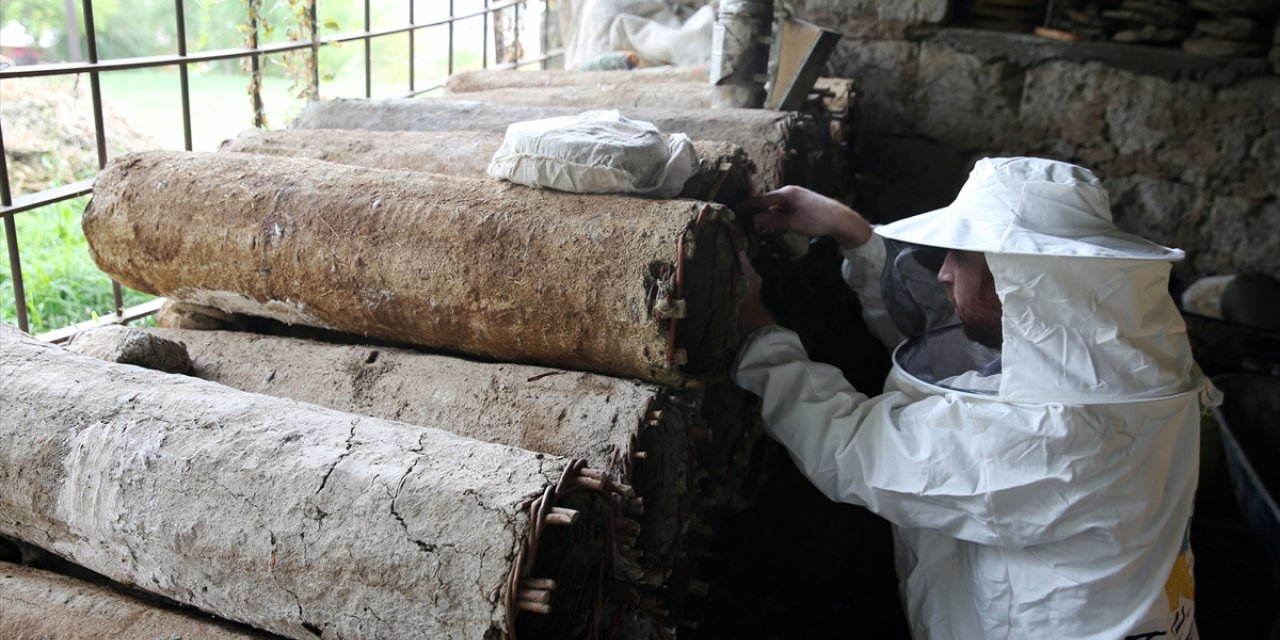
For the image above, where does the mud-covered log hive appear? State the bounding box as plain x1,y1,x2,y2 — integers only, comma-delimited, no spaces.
82,150,742,386
437,70,855,202
220,129,755,204
0,324,618,640
0,562,270,639
289,98,803,196
68,325,701,590
443,68,707,93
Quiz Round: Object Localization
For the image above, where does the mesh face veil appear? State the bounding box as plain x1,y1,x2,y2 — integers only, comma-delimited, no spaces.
880,238,1002,394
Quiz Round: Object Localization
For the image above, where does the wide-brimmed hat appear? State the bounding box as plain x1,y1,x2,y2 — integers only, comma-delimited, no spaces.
876,157,1183,261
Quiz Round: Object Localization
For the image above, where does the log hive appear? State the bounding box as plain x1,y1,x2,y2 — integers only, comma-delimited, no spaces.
82,150,742,386
0,561,270,639
0,324,620,639
289,98,802,196
443,68,707,93
220,128,755,205
436,70,856,201
446,84,719,111
67,325,701,587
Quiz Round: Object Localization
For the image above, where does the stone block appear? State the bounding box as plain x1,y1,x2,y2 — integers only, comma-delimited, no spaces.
827,39,919,135
792,0,948,24
913,42,1024,148
1249,129,1280,196
1198,196,1280,277
1020,61,1110,146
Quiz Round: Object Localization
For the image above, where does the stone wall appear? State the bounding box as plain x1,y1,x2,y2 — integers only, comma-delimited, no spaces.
792,0,1280,281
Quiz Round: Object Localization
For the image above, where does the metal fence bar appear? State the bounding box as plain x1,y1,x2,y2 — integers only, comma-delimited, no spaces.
249,1,265,128
175,0,193,151
409,2,416,93
2,218,27,333
40,298,165,344
0,2,527,81
0,181,95,218
2,0,559,335
1,122,29,332
80,0,123,316
364,0,372,98
310,1,319,98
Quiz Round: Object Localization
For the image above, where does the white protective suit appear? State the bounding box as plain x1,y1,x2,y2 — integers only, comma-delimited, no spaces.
734,157,1221,639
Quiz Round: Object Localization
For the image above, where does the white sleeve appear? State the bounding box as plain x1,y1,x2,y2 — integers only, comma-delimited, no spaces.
731,325,1152,549
839,234,904,349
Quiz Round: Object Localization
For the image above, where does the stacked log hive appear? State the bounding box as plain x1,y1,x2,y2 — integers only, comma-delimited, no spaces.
283,75,867,404
65,325,702,588
436,69,855,202
4,69,858,637
220,129,756,205
83,151,741,386
289,93,851,203
71,149,757,636
0,325,621,639
0,562,271,639
442,67,707,92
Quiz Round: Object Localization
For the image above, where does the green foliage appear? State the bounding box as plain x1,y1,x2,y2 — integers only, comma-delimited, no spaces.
0,198,154,334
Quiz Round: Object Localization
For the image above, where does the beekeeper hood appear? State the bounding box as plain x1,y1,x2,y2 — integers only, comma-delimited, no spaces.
874,156,1201,402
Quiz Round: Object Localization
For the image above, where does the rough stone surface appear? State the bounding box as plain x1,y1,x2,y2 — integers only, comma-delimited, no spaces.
1273,20,1280,73
827,39,919,136
791,0,949,24
913,42,1024,148
65,324,193,374
0,561,271,639
0,324,578,640
83,151,741,386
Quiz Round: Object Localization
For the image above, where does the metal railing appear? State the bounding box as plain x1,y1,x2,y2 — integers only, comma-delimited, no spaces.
0,0,560,337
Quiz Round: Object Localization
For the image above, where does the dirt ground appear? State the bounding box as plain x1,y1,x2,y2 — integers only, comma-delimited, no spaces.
0,76,155,196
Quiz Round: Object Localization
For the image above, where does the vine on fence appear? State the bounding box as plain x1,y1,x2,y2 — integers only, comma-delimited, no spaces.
239,0,319,128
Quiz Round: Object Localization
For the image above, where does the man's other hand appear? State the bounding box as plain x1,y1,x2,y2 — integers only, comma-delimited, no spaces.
738,186,873,250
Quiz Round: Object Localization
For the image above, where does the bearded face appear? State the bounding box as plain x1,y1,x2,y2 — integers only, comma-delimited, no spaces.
938,250,1003,349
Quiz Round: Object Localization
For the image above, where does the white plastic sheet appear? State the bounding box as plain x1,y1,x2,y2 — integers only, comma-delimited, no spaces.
487,110,697,198
561,0,715,69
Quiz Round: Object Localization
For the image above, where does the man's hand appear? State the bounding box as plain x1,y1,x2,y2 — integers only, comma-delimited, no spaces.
737,252,776,336
738,186,873,250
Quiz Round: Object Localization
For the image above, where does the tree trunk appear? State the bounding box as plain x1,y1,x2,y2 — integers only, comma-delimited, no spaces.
83,151,742,386
220,129,754,204
0,324,614,640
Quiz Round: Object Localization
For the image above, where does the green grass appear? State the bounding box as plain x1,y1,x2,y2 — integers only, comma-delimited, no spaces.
1,197,155,334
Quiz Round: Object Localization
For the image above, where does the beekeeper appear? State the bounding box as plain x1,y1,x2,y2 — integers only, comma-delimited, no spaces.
735,157,1220,639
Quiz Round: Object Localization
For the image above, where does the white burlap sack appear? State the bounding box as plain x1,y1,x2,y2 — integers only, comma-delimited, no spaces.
487,110,697,198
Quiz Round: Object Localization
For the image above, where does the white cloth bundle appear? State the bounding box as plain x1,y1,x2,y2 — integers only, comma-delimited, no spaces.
487,110,697,198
